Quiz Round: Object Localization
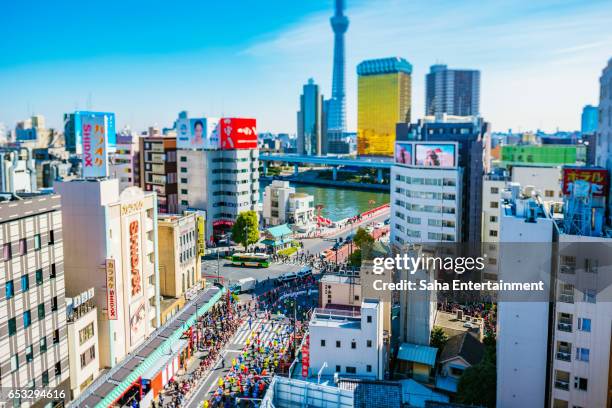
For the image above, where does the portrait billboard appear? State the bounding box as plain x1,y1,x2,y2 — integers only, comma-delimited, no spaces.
562,167,608,197
81,113,109,178
219,118,257,150
176,117,220,150
415,143,456,167
395,142,413,165
129,299,146,347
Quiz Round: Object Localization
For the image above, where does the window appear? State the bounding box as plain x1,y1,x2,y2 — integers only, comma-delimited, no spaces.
576,348,590,362
80,345,96,369
11,355,18,372
50,264,56,279
55,362,61,377
584,258,598,273
40,337,47,353
23,310,31,328
21,274,29,292
554,370,570,390
489,230,498,237
8,318,16,336
180,156,187,162
5,280,14,299
351,341,356,349
490,187,499,194
38,304,45,320
320,339,326,347
346,367,356,374
36,269,43,285
336,341,341,348
556,341,572,361
366,365,372,373
489,215,497,223
51,297,58,311
578,318,591,332
560,256,576,274
53,329,60,344
42,370,49,386
181,178,188,184
19,238,27,255
490,201,499,209
79,323,95,345
34,234,41,250
3,242,11,260
545,190,554,197
367,316,372,323
48,230,55,245
181,189,188,195
180,167,188,173
335,365,341,372
367,340,372,348
26,345,33,362
583,289,596,303
574,377,588,391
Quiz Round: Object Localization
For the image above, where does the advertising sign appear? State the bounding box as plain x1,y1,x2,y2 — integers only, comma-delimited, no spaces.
82,113,109,178
176,117,220,150
395,142,413,165
126,217,143,299
74,111,116,155
106,258,118,320
562,167,608,197
301,336,310,378
219,118,257,150
415,143,456,167
130,299,146,346
176,117,190,149
197,215,206,256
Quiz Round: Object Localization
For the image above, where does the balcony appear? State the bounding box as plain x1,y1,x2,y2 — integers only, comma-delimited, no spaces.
557,322,572,332
556,351,571,362
554,380,570,391
558,294,574,304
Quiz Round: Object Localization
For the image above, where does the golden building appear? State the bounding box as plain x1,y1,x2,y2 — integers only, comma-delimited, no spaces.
357,57,412,156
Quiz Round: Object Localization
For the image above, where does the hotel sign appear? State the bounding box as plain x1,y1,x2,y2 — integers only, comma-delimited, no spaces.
106,259,118,320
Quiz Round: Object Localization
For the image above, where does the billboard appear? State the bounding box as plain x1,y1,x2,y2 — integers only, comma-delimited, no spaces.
176,117,220,150
395,142,413,165
562,167,608,197
74,111,116,154
127,217,143,300
129,299,147,347
415,143,456,167
106,258,118,320
219,118,257,150
82,114,109,178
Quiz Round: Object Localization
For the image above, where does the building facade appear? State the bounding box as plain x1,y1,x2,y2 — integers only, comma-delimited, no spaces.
581,104,599,135
596,58,612,223
55,179,160,368
318,274,361,309
357,57,412,157
425,65,480,117
262,180,314,228
297,79,326,156
139,136,177,214
0,193,70,407
111,131,140,192
0,147,37,193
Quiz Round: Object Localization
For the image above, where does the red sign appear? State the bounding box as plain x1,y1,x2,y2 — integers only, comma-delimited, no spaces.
219,118,257,150
130,220,142,296
106,258,118,320
562,167,608,197
301,336,310,378
213,219,234,228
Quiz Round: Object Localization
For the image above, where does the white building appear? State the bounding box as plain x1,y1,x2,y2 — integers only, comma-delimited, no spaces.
66,288,99,399
512,165,563,202
391,164,462,245
596,58,612,221
178,148,259,243
0,147,37,193
55,179,160,368
319,274,361,309
110,130,140,192
263,180,314,229
308,300,385,380
481,174,507,242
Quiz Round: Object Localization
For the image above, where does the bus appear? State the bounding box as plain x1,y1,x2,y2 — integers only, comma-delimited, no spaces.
230,253,270,268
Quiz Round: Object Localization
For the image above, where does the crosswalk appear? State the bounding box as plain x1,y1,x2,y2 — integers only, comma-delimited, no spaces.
229,317,291,349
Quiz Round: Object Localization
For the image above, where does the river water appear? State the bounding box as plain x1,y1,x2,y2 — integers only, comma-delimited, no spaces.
260,181,390,222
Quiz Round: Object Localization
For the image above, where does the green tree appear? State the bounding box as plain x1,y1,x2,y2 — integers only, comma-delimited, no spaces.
430,327,448,350
353,227,374,249
457,342,497,408
348,249,362,267
231,210,260,251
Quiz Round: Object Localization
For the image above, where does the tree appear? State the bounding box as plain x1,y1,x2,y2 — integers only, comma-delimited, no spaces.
348,249,362,267
457,342,497,408
353,227,374,249
430,327,448,350
231,210,260,251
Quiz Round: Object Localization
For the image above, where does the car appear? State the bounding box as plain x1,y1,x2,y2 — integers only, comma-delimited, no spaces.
276,272,298,285
463,322,479,329
298,266,313,278
375,222,385,229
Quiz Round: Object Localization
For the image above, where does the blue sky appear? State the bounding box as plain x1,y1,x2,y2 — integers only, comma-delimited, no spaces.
1,0,611,134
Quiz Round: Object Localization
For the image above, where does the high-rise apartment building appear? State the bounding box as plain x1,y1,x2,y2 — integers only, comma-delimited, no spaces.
55,179,160,368
581,105,599,135
357,57,412,157
397,116,490,244
0,193,70,407
425,65,480,117
297,79,326,156
596,58,612,222
110,130,140,192
139,135,178,214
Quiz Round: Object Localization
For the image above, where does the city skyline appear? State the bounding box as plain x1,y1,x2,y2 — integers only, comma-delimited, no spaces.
1,0,611,134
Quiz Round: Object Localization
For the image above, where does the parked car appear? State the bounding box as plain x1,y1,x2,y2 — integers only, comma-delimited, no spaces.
298,266,313,278
276,272,298,285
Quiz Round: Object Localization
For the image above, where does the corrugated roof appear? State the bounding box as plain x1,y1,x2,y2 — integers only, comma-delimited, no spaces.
266,224,293,238
397,343,438,366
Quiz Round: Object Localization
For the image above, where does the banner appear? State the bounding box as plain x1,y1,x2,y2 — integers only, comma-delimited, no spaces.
219,118,257,150
82,113,109,177
106,258,118,320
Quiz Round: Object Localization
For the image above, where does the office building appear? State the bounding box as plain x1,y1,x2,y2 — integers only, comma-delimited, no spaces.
357,57,412,157
596,58,612,222
397,116,490,243
308,300,385,380
55,179,160,368
157,213,202,323
262,180,314,229
0,147,37,193
425,65,480,117
0,193,70,407
581,104,599,135
64,111,116,154
15,115,55,148
66,288,99,399
139,135,177,214
110,130,140,192
326,0,348,148
297,79,326,156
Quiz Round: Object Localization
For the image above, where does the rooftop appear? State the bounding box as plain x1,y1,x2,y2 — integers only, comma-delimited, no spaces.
310,307,361,329
266,223,293,238
396,343,438,367
438,332,484,366
357,57,413,75
320,274,361,285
